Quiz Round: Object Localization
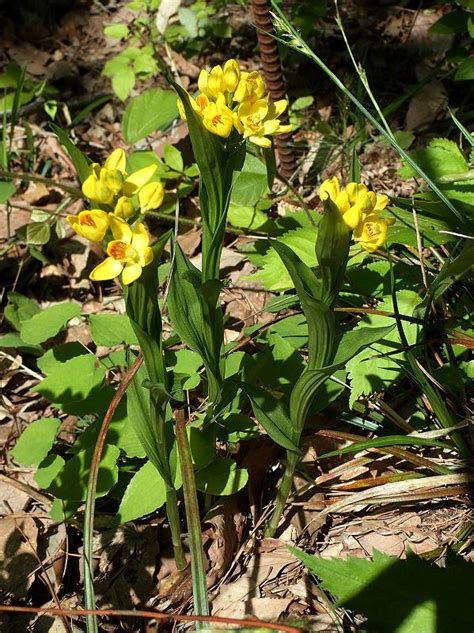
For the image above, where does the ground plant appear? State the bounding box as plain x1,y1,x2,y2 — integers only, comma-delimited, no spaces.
0,1,473,632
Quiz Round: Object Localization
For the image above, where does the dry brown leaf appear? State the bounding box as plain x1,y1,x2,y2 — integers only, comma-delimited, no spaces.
0,517,38,597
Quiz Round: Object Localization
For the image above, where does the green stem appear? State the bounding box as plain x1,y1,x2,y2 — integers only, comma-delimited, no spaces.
166,486,186,570
0,168,83,197
265,451,298,538
175,411,209,624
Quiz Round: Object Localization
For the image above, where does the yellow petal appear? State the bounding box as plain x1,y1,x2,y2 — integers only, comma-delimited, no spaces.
121,262,143,285
223,59,240,92
319,177,340,203
272,99,288,117
109,214,133,243
249,135,272,148
177,97,187,121
141,246,154,267
375,194,389,212
262,119,280,135
138,181,164,211
114,196,135,219
82,173,97,200
104,148,126,174
198,69,209,94
275,123,292,134
207,65,224,98
123,164,158,195
342,205,361,230
131,222,150,252
89,257,124,281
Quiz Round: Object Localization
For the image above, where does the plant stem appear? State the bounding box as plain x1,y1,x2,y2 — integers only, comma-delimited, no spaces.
166,486,186,570
174,411,209,625
265,450,298,537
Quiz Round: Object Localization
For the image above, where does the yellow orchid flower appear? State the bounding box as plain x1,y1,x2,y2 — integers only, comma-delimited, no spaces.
233,70,266,103
139,181,164,211
223,59,240,92
177,93,209,121
114,196,135,219
198,65,225,99
82,164,116,205
103,148,127,174
236,98,291,148
354,214,394,253
66,209,109,242
202,94,234,138
89,216,153,285
122,164,158,197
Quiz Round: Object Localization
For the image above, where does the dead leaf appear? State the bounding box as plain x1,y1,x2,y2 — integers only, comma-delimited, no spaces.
0,517,38,597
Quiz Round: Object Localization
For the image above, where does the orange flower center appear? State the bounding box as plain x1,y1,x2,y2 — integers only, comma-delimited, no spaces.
196,95,208,110
212,114,223,126
108,241,128,260
80,214,96,227
365,223,380,238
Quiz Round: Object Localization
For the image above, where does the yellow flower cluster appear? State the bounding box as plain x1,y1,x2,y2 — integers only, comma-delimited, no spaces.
177,60,292,148
67,149,160,284
319,177,394,253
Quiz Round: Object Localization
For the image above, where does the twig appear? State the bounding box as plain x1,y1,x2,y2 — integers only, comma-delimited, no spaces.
82,355,143,633
0,605,302,632
0,169,82,197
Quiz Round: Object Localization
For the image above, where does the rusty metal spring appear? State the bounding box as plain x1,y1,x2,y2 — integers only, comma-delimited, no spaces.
251,0,297,180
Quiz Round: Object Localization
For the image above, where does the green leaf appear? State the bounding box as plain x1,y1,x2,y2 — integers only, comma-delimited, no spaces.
230,153,268,208
246,226,319,292
399,138,468,181
316,196,350,304
104,23,129,39
35,454,65,489
122,88,178,143
0,332,42,355
89,313,139,347
319,435,451,459
195,457,248,495
50,123,91,183
163,143,184,172
4,291,40,331
227,203,270,231
387,205,453,247
347,291,420,406
291,95,314,111
429,10,468,34
20,302,80,345
10,418,60,466
26,222,51,245
46,445,120,501
117,460,166,523
246,385,299,451
0,180,16,203
178,7,198,37
290,547,474,633
32,354,105,405
112,66,135,101
455,56,474,81
36,342,88,374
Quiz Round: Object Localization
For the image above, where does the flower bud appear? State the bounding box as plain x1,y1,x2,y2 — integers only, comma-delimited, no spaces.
139,181,165,211
114,196,135,219
223,59,240,92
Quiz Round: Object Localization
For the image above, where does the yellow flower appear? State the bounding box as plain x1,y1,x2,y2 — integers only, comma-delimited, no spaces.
233,70,266,103
89,216,153,285
223,59,240,92
354,214,393,252
114,196,135,219
236,98,291,148
202,93,234,138
139,181,164,211
198,65,225,99
66,209,109,242
82,149,157,205
319,177,389,230
177,93,209,121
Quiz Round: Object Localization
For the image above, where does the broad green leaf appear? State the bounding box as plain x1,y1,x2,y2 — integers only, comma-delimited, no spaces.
117,460,166,523
32,354,105,405
245,227,318,292
122,88,178,143
259,314,308,350
163,143,183,172
227,203,270,231
0,332,42,355
195,457,248,495
230,153,268,208
10,418,60,466
4,291,40,331
347,291,420,407
35,454,65,489
36,342,88,374
104,23,129,39
20,302,80,344
387,205,453,247
50,123,91,183
455,57,474,81
26,222,51,245
333,325,396,366
429,10,468,34
0,180,16,203
112,66,135,101
89,313,139,347
399,138,468,181
46,444,120,501
290,547,474,633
